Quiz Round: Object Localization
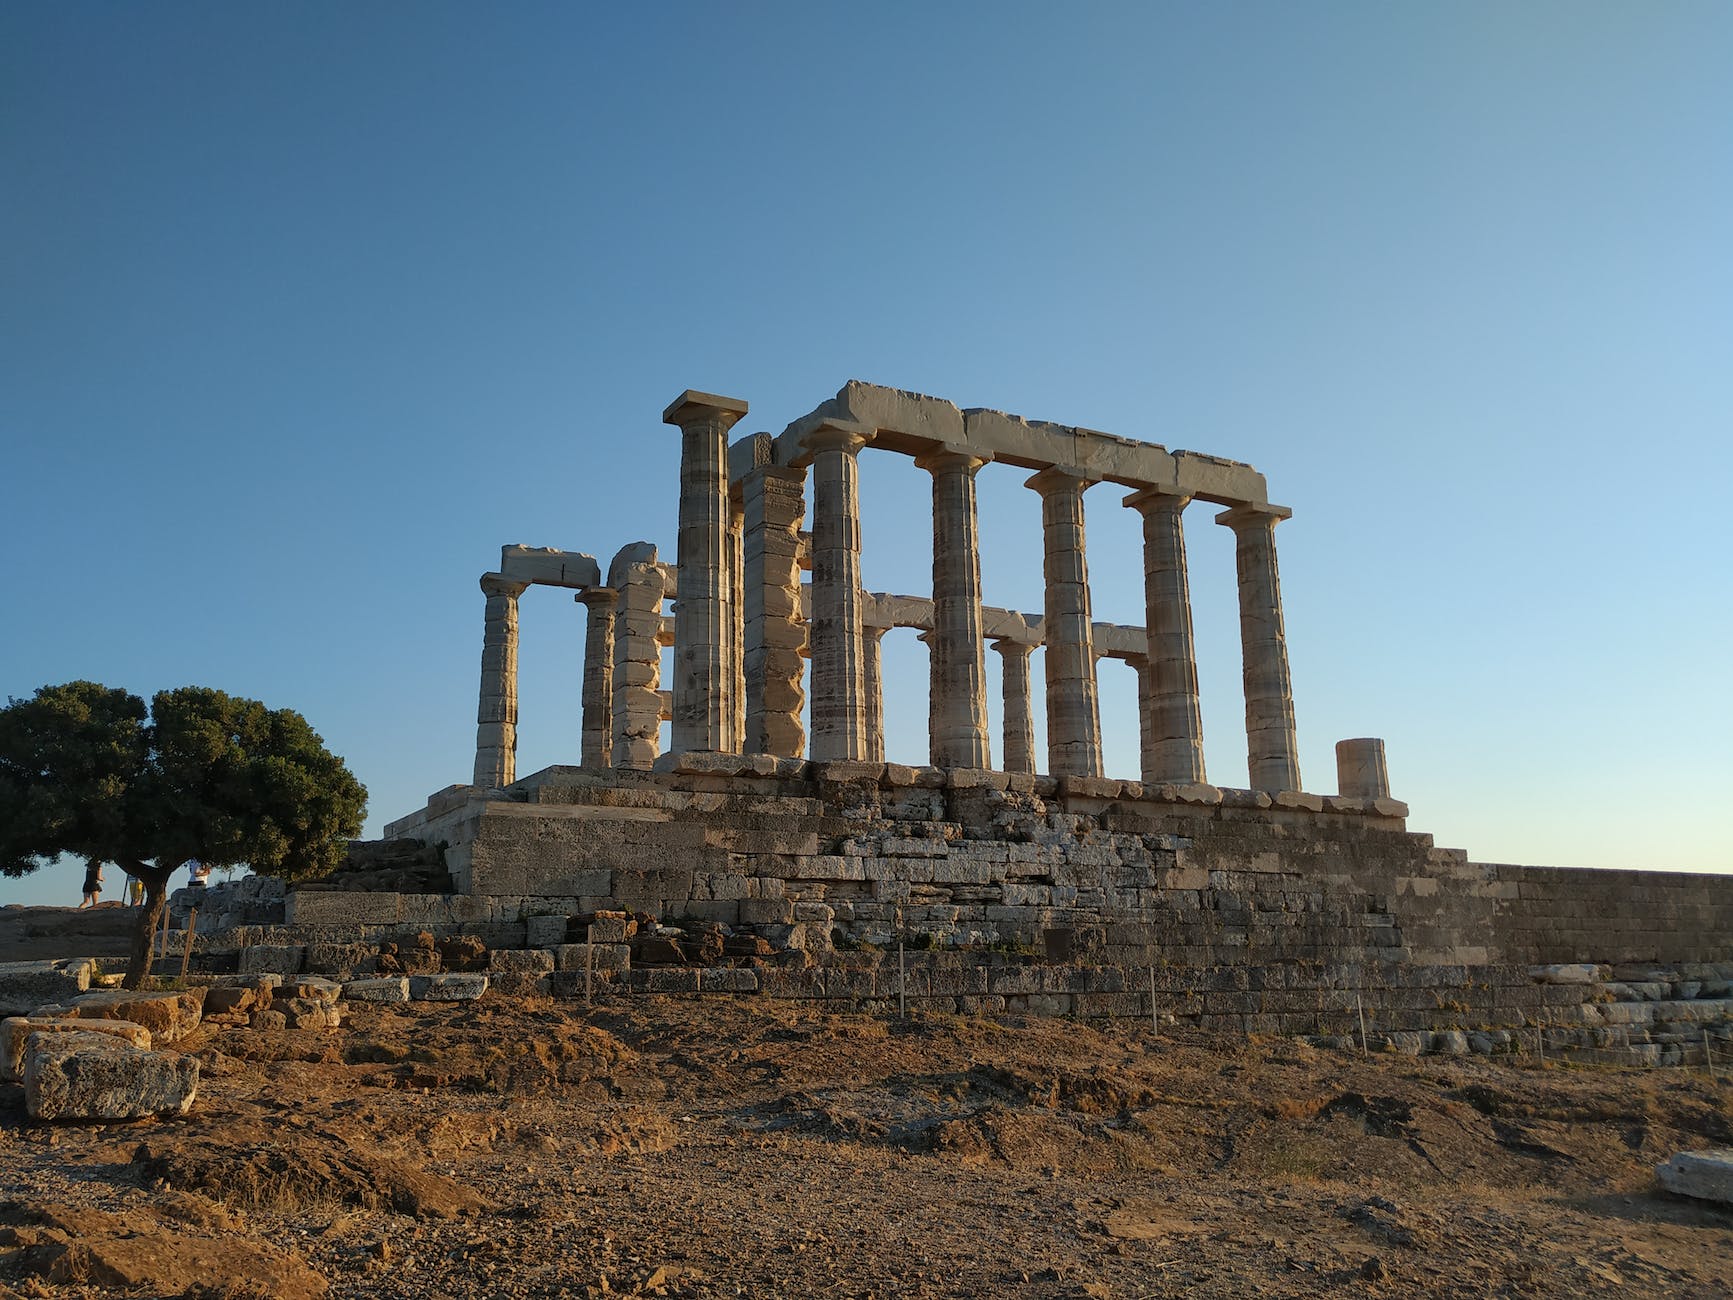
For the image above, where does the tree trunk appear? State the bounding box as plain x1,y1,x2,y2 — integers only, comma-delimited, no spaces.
124,861,176,990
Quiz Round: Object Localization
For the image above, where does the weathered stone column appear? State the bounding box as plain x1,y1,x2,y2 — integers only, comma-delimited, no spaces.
807,419,872,762
1026,468,1102,776
743,457,808,758
1124,487,1207,784
1336,738,1390,799
727,497,745,753
917,451,991,770
991,638,1035,774
575,588,616,769
864,624,888,763
1123,652,1157,784
1216,503,1301,792
473,574,528,788
662,390,748,755
608,543,667,771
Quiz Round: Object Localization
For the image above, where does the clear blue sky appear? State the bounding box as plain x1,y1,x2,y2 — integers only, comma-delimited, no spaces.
4,2,1730,907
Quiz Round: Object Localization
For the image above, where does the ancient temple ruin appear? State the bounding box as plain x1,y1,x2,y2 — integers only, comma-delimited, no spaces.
208,377,1731,1056
461,381,1391,806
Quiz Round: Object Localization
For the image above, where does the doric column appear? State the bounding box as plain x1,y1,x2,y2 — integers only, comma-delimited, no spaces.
1124,652,1157,784
1026,468,1102,776
1216,503,1300,792
807,419,872,762
473,573,528,788
864,624,889,762
743,462,808,757
1124,487,1206,784
728,497,745,753
991,638,1035,774
662,390,748,755
1336,738,1390,798
608,543,667,771
917,451,992,770
575,588,616,769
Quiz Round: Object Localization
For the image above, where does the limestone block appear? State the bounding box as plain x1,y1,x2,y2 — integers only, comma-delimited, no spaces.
551,943,630,972
524,915,570,947
24,1031,199,1121
1531,963,1603,985
278,997,343,1030
342,977,411,1003
498,544,601,590
1657,1150,1733,1204
409,974,489,1001
2,1016,151,1084
68,988,206,1044
284,977,343,1005
698,968,759,993
0,959,94,1017
489,949,556,975
239,945,305,978
740,898,795,925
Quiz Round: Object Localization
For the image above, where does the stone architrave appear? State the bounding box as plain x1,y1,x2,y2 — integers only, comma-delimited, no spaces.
1216,502,1301,792
662,390,749,755
1336,737,1390,799
991,638,1035,774
917,450,992,770
608,543,668,771
742,461,808,757
806,420,873,762
1124,487,1207,784
1026,467,1103,776
863,625,889,763
575,588,617,769
473,573,529,788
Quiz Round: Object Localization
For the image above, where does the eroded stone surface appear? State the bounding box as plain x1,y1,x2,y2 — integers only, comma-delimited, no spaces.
24,1032,198,1121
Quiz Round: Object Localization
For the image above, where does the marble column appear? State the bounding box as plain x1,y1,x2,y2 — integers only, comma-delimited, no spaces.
1336,738,1390,799
1216,503,1300,792
662,390,748,755
1124,653,1158,785
991,638,1035,774
728,497,745,753
1124,487,1207,784
575,588,616,769
473,573,528,788
1026,468,1102,776
917,451,992,770
743,463,808,757
608,543,667,771
864,624,888,763
807,419,872,762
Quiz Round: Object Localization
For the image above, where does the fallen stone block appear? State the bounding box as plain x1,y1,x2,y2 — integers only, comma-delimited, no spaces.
202,986,257,1016
24,1031,198,1121
489,948,556,975
0,959,95,1017
1657,1149,1733,1204
409,973,488,1001
67,987,207,1045
2,1016,151,1084
278,997,342,1030
342,976,411,1003
283,976,343,1005
1531,963,1601,985
249,1009,287,1031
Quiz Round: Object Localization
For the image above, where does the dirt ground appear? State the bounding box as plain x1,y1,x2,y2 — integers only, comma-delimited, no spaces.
3,988,1733,1300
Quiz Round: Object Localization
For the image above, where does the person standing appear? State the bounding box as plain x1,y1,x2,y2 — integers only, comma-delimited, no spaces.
79,859,104,908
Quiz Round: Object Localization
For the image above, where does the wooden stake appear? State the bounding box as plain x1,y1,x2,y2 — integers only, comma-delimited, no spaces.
1149,967,1159,1035
178,907,199,980
158,903,173,961
1355,995,1369,1057
584,923,594,1006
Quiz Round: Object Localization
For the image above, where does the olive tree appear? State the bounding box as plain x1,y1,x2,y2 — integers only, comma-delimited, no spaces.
0,681,366,988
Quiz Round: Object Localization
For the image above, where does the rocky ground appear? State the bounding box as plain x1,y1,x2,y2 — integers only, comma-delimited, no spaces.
3,988,1733,1300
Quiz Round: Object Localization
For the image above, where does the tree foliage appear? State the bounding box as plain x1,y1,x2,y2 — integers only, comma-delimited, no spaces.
0,681,367,985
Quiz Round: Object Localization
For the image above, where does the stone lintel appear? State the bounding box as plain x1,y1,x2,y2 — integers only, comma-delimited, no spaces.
662,389,749,427
499,545,602,590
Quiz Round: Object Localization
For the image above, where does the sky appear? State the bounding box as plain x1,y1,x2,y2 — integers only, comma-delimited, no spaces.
3,2,1730,907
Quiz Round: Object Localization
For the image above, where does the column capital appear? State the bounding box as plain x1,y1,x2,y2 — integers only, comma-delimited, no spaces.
989,637,1034,659
1123,485,1194,515
662,389,749,430
480,573,529,599
1024,465,1100,496
913,448,989,476
1214,501,1293,532
804,419,873,457
574,587,618,610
